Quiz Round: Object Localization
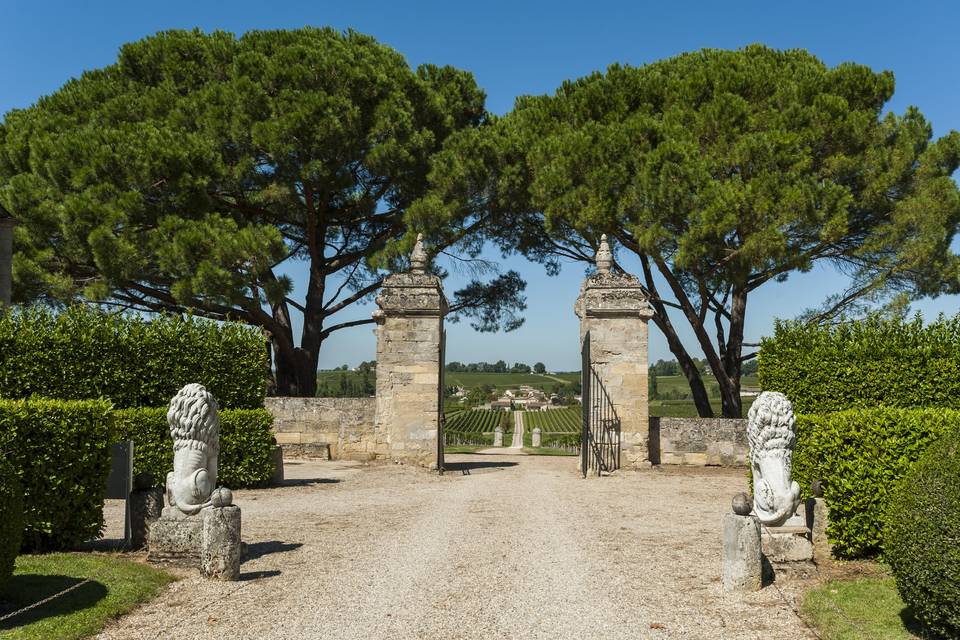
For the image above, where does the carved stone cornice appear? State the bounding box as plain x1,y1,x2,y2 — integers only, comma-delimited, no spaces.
575,270,653,320
374,272,448,323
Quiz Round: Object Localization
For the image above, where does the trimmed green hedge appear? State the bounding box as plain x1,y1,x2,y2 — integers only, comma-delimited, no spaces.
113,408,275,488
884,428,960,638
792,408,960,558
758,314,960,413
0,399,114,551
0,305,267,409
0,457,23,587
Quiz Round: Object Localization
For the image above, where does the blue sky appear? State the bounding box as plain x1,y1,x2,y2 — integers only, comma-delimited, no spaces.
3,0,959,370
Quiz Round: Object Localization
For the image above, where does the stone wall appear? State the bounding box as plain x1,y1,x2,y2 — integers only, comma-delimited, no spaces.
649,417,749,467
265,397,378,460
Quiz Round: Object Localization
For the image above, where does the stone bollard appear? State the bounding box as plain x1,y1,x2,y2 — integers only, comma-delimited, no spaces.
532,427,542,448
270,445,284,485
722,494,762,592
494,426,504,447
806,491,831,560
129,473,163,550
201,505,242,580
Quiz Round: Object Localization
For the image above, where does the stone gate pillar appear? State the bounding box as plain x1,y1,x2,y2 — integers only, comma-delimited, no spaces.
373,234,447,466
575,235,654,468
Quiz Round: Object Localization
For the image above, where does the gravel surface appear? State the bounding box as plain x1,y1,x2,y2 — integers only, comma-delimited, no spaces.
97,455,816,640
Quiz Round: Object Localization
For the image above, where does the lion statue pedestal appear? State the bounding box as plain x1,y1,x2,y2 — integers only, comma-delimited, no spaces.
148,384,240,578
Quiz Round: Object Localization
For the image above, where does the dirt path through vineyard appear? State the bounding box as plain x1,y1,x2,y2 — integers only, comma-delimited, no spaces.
510,410,524,448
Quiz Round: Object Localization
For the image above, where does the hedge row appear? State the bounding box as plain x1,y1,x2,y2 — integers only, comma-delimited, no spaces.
0,457,23,587
758,314,960,413
0,399,275,552
113,408,275,489
0,399,114,551
0,305,268,409
792,407,960,558
883,426,960,638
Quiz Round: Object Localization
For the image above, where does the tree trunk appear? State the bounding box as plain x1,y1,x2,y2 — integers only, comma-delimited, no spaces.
636,252,715,418
272,340,301,396
675,348,714,418
716,287,747,418
269,300,319,397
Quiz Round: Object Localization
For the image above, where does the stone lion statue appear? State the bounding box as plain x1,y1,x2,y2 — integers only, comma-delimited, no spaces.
166,383,231,515
747,391,802,526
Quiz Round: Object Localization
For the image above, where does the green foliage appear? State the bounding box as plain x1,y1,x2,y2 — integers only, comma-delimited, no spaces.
0,305,266,409
113,407,275,488
759,314,960,413
0,399,113,552
884,428,960,638
419,44,960,418
792,408,960,558
315,368,376,398
0,27,524,396
0,457,23,588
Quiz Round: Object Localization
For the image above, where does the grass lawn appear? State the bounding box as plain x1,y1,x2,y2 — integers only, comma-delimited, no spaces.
801,577,923,639
0,553,175,640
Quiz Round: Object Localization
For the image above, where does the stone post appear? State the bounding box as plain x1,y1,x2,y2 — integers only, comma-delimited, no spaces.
0,216,15,307
201,506,242,580
494,426,504,447
373,234,448,466
532,427,542,448
270,444,284,485
722,513,762,592
574,235,654,468
129,474,164,550
806,496,831,560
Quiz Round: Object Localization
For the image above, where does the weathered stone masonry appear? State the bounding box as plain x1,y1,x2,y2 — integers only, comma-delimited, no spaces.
649,417,748,467
372,236,447,466
575,236,654,469
265,399,750,468
266,397,376,460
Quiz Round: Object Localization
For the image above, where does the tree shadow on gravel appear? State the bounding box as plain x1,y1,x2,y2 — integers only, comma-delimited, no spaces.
280,478,341,487
444,461,519,474
240,570,282,581
244,541,303,561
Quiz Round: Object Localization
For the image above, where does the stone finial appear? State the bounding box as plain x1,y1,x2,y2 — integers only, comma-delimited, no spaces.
732,492,752,516
595,234,613,274
410,233,428,274
747,391,801,526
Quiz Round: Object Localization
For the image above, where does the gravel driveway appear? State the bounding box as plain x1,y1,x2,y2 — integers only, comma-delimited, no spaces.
97,455,816,640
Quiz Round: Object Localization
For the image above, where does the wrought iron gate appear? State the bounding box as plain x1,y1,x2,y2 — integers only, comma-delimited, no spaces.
581,331,621,477
437,329,446,475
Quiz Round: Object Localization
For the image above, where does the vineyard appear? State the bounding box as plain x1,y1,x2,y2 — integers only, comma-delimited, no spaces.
444,409,511,447
524,408,581,433
524,408,580,450
446,409,504,433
